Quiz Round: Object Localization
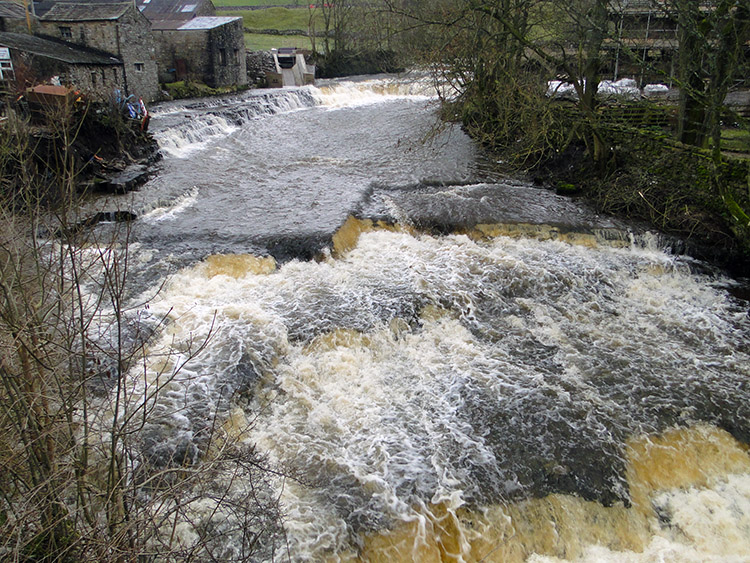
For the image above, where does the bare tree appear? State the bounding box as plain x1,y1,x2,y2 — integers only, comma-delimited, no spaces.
0,96,288,561
672,0,750,150
385,0,614,165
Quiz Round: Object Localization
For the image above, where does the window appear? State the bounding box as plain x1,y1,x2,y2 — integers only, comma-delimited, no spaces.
233,48,239,64
219,48,226,66
91,71,97,85
0,60,15,82
59,26,72,39
180,4,196,12
134,62,144,72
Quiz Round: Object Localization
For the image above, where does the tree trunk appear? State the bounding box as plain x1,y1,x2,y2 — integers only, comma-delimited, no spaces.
676,0,707,146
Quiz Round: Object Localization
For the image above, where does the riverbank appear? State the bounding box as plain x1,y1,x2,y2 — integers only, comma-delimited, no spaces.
531,127,750,277
1,100,159,209
465,95,750,278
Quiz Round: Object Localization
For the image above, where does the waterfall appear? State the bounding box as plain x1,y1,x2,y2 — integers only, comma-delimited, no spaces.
150,73,439,158
106,74,750,562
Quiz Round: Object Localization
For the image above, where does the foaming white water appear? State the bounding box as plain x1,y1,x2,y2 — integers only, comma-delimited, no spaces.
142,186,199,221
156,114,238,157
126,229,750,560
150,87,318,118
312,75,438,108
151,88,319,156
150,75,440,157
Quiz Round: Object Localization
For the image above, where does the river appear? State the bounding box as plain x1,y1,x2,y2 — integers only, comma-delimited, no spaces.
104,74,750,562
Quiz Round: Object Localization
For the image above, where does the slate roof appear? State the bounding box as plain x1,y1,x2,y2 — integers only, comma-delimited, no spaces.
0,0,26,19
148,18,181,29
140,0,196,17
152,15,239,31
177,16,238,29
40,2,131,21
0,31,122,64
136,0,214,20
31,0,215,20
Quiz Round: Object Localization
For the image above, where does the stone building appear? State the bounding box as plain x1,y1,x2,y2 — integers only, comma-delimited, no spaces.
0,30,124,97
37,2,159,100
605,0,749,87
153,16,245,88
31,0,246,88
140,0,246,88
605,0,679,84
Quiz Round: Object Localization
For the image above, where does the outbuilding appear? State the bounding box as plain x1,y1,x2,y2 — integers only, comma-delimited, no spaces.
152,15,245,88
0,30,123,98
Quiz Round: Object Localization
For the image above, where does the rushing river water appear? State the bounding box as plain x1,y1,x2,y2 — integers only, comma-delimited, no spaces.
105,75,750,561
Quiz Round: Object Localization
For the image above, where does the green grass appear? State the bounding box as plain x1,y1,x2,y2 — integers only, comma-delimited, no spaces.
244,32,315,51
721,128,750,153
223,7,321,31
163,80,249,99
225,6,323,52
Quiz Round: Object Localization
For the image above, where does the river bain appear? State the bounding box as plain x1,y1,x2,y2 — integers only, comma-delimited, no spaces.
105,75,750,561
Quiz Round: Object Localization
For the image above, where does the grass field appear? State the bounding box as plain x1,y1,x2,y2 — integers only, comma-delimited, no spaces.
219,6,320,52
223,7,321,31
721,128,750,153
244,32,314,51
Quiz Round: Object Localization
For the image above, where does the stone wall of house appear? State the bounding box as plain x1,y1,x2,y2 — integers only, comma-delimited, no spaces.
0,16,31,34
207,19,246,88
68,64,125,101
116,9,159,102
154,28,209,83
38,19,120,53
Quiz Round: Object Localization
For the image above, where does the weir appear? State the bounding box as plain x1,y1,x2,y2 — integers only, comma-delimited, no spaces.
102,75,750,561
265,48,316,88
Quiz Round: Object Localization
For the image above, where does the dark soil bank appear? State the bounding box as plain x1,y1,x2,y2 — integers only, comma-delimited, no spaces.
1,100,159,211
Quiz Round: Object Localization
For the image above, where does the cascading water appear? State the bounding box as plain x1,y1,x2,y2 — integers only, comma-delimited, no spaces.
107,74,750,561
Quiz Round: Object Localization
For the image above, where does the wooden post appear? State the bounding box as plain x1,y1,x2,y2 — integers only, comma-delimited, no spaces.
22,0,33,33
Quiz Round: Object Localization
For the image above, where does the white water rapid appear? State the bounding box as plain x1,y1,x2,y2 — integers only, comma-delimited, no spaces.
104,74,750,562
